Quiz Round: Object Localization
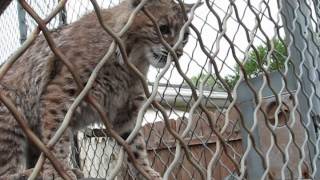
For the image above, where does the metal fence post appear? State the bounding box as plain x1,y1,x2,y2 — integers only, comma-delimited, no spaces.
236,94,264,179
17,1,27,44
280,0,320,178
236,70,297,179
58,0,67,26
312,0,320,33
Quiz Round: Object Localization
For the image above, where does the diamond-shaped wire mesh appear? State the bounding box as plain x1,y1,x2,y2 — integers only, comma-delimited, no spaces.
0,0,319,179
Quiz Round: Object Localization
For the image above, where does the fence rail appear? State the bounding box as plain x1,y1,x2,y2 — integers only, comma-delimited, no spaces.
0,0,319,179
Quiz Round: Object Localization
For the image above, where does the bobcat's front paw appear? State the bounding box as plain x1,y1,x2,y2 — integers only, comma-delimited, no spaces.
43,168,78,180
135,168,162,180
71,168,84,179
147,169,162,180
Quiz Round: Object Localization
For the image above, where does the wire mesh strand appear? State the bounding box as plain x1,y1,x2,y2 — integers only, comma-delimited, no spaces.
0,0,319,179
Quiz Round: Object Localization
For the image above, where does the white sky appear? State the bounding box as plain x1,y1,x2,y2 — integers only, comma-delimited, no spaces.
0,0,309,86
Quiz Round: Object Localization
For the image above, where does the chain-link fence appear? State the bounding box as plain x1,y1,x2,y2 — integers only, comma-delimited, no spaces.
0,0,320,179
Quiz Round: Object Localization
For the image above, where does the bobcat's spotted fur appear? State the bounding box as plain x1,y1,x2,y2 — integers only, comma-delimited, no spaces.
0,0,192,179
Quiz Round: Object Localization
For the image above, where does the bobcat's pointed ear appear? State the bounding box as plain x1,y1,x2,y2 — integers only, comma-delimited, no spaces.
183,2,203,13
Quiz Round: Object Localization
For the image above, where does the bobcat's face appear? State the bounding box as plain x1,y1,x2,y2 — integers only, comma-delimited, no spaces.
127,0,193,68
146,26,189,68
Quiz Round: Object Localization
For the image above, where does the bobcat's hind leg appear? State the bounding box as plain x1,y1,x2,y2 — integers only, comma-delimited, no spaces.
124,130,162,180
41,125,81,180
40,83,82,180
0,104,26,179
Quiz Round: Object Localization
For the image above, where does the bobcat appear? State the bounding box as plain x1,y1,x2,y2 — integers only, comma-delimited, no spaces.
0,0,193,179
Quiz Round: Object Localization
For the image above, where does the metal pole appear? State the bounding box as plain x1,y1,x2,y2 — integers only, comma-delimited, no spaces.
236,71,297,179
236,97,264,180
312,0,320,33
17,1,27,44
58,0,67,26
280,0,320,178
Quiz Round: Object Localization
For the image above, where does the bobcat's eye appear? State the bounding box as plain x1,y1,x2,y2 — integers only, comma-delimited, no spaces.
159,25,171,35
